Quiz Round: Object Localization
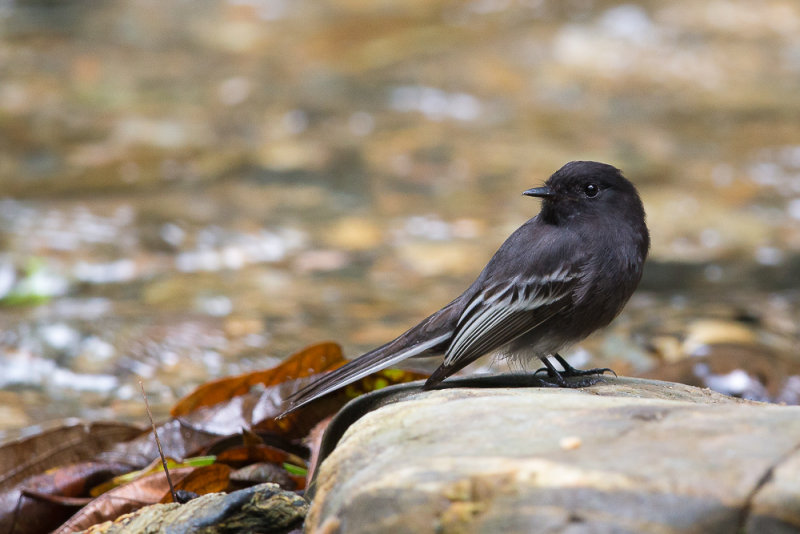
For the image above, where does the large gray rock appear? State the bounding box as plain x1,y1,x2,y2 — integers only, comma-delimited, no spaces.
307,377,800,533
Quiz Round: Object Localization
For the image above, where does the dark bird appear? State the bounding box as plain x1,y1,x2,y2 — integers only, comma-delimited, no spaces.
282,161,649,414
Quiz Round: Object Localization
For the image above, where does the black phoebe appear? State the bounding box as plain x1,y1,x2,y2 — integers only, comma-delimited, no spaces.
282,161,649,414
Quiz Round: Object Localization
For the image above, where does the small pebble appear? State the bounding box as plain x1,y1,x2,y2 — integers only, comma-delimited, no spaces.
559,436,582,450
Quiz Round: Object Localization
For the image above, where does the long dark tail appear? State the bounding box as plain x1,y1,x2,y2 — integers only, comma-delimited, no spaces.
279,299,463,415
279,333,448,415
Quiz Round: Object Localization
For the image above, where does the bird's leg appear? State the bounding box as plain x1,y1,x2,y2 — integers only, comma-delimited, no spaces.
534,353,616,386
535,356,567,386
552,354,617,378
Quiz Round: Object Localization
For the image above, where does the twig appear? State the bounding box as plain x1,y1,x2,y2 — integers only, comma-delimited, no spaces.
139,380,177,503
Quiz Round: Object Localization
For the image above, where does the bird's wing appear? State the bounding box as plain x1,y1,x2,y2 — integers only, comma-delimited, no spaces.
442,265,580,368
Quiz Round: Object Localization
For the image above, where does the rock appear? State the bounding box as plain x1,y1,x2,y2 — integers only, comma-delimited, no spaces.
306,376,800,533
0,392,30,430
77,482,307,534
681,319,758,356
395,241,483,277
747,450,800,533
642,343,800,404
324,217,383,252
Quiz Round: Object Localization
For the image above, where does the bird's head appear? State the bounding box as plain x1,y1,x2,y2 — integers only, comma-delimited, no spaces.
524,161,646,228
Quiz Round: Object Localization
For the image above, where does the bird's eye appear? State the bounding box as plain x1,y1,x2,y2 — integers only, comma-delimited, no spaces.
584,183,599,198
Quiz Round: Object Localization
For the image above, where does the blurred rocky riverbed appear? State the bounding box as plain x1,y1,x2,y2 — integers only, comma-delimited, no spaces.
0,0,799,437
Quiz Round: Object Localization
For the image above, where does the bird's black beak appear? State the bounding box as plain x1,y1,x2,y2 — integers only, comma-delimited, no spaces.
523,186,554,198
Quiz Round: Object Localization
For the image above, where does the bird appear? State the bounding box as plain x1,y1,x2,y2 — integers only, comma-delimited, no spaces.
282,161,649,415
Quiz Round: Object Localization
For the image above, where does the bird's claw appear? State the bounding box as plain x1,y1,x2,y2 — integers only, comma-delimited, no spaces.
561,366,617,378
534,354,617,387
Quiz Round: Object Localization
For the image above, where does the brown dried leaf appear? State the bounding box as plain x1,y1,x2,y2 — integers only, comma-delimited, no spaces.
0,461,131,534
159,464,232,504
170,342,345,417
98,420,222,469
229,462,298,491
173,366,427,444
215,444,293,468
0,422,143,491
255,368,428,438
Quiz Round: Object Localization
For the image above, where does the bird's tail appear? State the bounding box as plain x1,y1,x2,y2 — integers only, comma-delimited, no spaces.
280,300,462,416
280,334,449,415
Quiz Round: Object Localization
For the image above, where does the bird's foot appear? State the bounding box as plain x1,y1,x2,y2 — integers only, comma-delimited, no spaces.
533,354,616,387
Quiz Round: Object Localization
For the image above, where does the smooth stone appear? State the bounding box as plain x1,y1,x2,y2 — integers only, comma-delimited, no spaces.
307,377,800,533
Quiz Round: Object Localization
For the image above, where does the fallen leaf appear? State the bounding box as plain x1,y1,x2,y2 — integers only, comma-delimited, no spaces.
171,342,345,417
0,461,130,534
0,422,143,491
159,464,232,503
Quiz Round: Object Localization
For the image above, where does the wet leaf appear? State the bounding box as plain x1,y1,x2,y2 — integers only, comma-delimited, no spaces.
0,422,144,491
174,367,424,441
89,456,216,497
255,368,428,438
0,461,131,534
171,341,345,417
159,464,232,504
213,446,305,490
240,428,264,447
98,420,223,469
17,490,91,507
229,462,297,490
215,444,295,468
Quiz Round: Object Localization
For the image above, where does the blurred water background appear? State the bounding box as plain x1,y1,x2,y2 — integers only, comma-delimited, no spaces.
1,0,799,437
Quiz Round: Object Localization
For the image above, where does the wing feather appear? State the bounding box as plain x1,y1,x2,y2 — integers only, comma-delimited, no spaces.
444,270,578,367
